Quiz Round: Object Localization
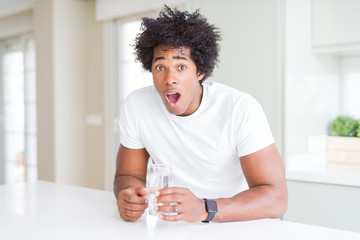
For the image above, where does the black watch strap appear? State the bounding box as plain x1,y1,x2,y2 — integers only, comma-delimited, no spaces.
202,199,218,223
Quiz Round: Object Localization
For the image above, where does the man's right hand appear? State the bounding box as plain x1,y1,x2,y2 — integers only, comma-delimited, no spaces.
117,187,149,222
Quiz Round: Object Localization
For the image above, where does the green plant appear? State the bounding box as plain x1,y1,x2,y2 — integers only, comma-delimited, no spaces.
330,116,359,137
357,121,360,137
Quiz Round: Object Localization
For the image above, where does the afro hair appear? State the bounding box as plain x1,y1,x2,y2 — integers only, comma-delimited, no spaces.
134,6,221,81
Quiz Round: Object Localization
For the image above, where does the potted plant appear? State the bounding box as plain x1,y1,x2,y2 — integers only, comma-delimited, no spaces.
327,116,360,164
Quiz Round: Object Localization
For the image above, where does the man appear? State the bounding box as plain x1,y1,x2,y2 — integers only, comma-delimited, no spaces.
114,6,287,223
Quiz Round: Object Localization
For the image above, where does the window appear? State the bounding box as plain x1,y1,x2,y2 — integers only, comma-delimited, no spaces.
118,20,153,101
0,36,37,184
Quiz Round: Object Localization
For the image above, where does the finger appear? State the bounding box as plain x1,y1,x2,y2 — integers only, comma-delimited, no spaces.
122,192,148,204
159,213,182,222
119,211,139,222
119,206,146,220
122,208,145,217
156,193,182,204
123,196,148,205
122,216,139,222
120,211,143,222
122,201,148,211
156,203,179,214
117,200,147,218
118,195,148,208
159,187,186,195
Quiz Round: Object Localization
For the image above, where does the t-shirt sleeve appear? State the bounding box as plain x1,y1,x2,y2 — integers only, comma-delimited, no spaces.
233,95,275,158
119,93,144,149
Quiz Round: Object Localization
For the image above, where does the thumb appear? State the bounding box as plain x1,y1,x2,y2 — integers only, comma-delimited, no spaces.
135,187,148,196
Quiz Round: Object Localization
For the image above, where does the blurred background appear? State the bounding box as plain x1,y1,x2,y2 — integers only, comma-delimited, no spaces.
0,0,359,232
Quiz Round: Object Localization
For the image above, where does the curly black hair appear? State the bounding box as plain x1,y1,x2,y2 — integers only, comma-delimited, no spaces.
134,6,221,81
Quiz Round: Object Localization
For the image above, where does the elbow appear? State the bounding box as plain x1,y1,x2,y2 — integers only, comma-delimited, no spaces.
272,186,288,218
276,196,288,218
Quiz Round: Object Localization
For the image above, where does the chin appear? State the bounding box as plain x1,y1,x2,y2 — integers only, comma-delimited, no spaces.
166,107,184,116
164,102,183,115
168,109,182,115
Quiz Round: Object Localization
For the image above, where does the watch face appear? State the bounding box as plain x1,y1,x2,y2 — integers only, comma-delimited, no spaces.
207,199,218,213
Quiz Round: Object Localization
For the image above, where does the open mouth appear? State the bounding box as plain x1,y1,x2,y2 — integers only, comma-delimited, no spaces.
166,92,181,105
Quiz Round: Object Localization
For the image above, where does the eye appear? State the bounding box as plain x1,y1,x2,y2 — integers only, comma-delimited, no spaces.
178,65,187,70
155,65,164,71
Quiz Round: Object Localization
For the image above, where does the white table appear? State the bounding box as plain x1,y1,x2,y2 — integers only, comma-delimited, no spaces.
1,181,359,240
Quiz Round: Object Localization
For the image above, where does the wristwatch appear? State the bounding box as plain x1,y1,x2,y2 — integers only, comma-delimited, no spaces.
202,198,218,223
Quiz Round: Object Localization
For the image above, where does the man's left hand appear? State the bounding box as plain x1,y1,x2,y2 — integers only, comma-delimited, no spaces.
153,187,208,222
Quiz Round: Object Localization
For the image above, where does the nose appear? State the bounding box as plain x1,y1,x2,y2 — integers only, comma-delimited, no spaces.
164,69,177,86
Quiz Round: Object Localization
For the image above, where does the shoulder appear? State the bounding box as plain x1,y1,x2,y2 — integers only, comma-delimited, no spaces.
127,85,157,99
123,86,158,106
121,85,167,121
204,80,259,108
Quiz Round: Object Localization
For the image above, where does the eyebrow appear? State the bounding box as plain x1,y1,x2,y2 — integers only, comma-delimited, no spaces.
153,56,189,63
174,56,188,61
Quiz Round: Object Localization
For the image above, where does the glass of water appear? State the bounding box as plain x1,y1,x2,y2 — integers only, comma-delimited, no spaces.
146,163,171,216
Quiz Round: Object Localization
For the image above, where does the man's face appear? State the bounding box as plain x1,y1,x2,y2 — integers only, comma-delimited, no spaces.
151,45,204,116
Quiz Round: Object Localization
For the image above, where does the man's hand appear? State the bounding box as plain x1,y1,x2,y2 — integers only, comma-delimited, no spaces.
117,187,149,222
153,187,208,222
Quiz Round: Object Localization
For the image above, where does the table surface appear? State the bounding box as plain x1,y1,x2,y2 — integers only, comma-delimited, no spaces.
1,181,359,240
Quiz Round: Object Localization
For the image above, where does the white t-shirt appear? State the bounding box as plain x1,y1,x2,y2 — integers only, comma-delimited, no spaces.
119,80,274,198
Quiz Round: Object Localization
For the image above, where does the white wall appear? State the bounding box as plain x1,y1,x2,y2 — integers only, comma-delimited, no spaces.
85,0,106,190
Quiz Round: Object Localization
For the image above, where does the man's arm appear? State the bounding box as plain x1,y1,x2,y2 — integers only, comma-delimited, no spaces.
156,143,287,222
114,145,149,222
213,143,288,222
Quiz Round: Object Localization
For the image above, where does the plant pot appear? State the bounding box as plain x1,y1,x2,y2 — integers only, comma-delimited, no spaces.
327,136,360,164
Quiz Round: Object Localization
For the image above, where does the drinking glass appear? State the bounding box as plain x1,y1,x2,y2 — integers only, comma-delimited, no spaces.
146,163,171,216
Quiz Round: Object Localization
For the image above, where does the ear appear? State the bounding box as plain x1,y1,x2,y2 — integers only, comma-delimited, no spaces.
197,72,205,81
